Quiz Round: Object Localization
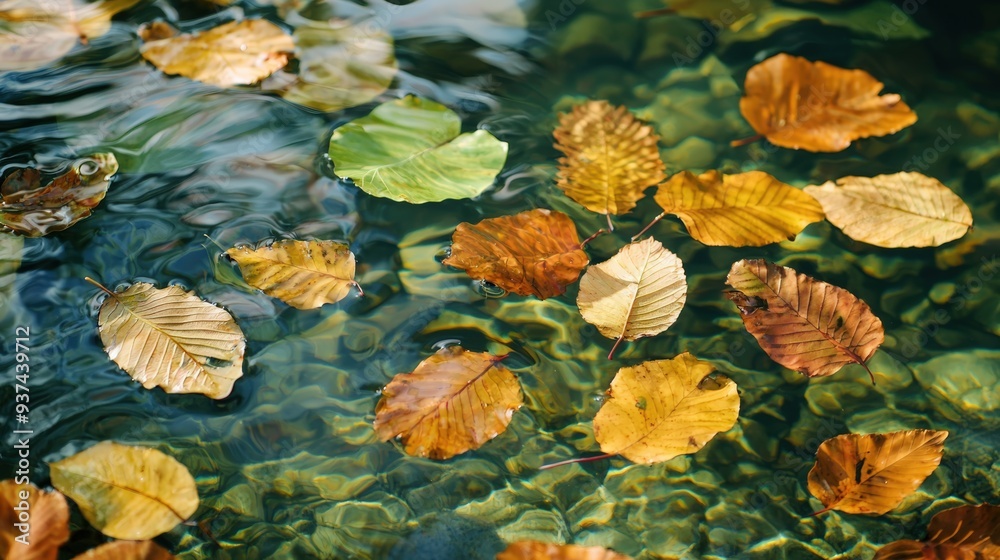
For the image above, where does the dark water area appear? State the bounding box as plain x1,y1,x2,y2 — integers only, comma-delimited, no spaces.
0,0,998,558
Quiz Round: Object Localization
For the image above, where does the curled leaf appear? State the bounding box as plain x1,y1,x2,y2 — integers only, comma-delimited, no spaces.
49,441,199,540
653,170,824,246
226,239,361,310
725,259,883,381
88,278,246,399
70,541,176,560
577,237,686,358
374,346,523,460
442,208,588,299
594,353,739,464
498,540,634,560
0,480,69,560
737,53,917,152
804,172,973,248
807,429,947,515
874,503,1000,559
554,100,666,219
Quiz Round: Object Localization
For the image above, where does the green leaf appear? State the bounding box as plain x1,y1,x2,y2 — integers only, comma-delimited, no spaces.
328,96,508,204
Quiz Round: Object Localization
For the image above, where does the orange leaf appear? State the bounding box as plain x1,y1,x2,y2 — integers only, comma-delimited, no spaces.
874,503,1000,559
442,208,588,299
725,259,883,381
0,480,69,560
70,541,176,559
737,53,917,152
373,346,523,460
807,429,948,515
497,541,634,560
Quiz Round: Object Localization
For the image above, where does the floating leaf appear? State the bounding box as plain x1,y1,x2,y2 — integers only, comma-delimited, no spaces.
0,154,118,237
874,503,1000,559
807,429,948,515
804,172,973,248
87,278,246,399
0,233,22,307
328,96,508,204
49,441,199,540
577,237,686,358
0,0,139,70
226,239,362,310
70,541,176,560
442,208,589,299
736,53,917,152
593,353,739,464
651,170,824,246
725,259,883,382
139,19,294,87
0,480,69,560
497,540,634,560
553,100,666,222
373,346,523,460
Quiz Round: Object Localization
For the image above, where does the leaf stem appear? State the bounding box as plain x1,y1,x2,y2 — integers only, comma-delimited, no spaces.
861,362,877,386
632,212,666,241
730,134,765,148
580,228,609,248
607,335,626,360
353,281,365,298
202,233,229,254
83,276,114,296
605,213,615,232
539,453,615,470
635,7,677,18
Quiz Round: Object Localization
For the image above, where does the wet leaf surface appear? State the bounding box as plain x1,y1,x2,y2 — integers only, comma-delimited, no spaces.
0,480,69,560
873,503,1000,559
497,540,634,560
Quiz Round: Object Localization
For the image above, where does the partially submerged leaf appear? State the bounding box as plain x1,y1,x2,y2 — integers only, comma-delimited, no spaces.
804,172,973,248
226,239,361,310
373,346,523,460
874,503,1000,559
442,208,589,299
807,429,947,515
140,19,294,87
737,53,917,152
0,480,69,560
725,259,883,381
497,540,634,560
577,237,686,358
49,441,199,540
89,279,246,399
70,541,176,560
554,100,666,219
653,170,824,246
593,353,739,464
1,154,118,237
329,96,509,203
0,233,22,304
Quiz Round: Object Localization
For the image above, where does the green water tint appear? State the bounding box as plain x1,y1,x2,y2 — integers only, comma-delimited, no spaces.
1,0,999,558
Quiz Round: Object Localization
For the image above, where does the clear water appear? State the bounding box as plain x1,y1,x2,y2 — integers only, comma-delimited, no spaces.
1,0,998,558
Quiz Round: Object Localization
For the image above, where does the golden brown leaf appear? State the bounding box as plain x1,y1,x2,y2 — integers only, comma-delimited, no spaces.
140,19,294,87
0,480,69,560
49,441,199,540
226,239,361,309
373,346,523,460
725,259,883,381
874,504,1000,560
70,541,176,560
442,208,588,299
652,170,824,246
497,540,634,560
577,237,687,359
737,53,917,152
554,100,666,219
804,172,973,248
807,430,947,515
593,353,739,464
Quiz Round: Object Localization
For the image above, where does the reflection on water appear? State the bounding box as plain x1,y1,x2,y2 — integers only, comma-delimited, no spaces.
1,0,999,558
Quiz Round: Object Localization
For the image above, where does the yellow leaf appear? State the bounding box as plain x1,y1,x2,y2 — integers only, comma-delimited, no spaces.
653,170,824,246
593,353,739,464
70,541,176,560
804,172,973,248
498,540,634,560
87,279,246,399
49,441,199,540
139,19,294,87
807,430,947,515
577,237,686,358
554,100,666,219
226,239,361,310
0,480,69,560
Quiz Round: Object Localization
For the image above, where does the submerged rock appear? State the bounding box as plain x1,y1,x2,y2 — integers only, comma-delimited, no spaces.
387,512,504,560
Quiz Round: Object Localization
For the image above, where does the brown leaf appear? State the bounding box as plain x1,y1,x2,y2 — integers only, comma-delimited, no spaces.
874,504,1000,559
808,429,947,515
373,346,523,460
497,540,634,560
70,541,176,560
737,53,917,152
725,259,883,381
554,100,666,218
442,208,589,299
0,480,69,560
